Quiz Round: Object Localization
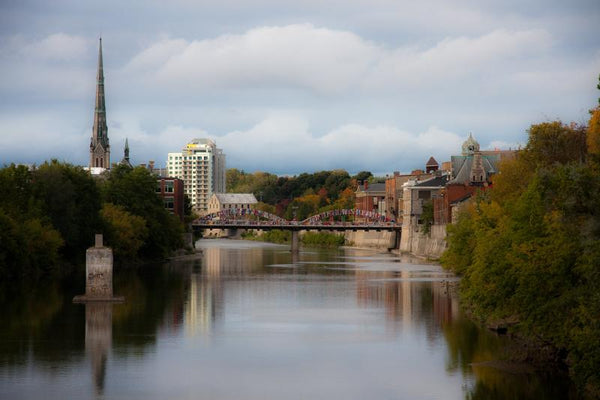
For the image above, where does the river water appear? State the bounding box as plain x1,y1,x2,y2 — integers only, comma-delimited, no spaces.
0,239,574,399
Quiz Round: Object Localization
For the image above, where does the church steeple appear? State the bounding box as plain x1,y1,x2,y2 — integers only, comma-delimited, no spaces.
89,37,110,169
120,138,132,168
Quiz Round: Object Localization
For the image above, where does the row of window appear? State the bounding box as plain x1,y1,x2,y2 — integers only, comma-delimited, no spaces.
169,155,210,160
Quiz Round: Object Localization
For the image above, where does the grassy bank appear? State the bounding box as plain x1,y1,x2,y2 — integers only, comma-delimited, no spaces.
242,229,291,244
241,230,345,247
300,232,345,247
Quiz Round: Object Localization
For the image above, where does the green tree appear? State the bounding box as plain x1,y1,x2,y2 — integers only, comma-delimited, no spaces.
101,203,148,259
101,165,183,258
31,160,102,260
442,120,600,394
353,170,373,182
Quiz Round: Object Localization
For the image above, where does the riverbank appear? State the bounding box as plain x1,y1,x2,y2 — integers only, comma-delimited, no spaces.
202,228,398,250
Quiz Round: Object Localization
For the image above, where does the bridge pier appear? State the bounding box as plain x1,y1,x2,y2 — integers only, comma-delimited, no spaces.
291,230,299,254
389,230,401,250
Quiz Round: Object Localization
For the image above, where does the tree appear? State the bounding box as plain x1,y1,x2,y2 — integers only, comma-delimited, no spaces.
101,165,183,258
353,170,372,183
524,121,586,166
31,161,102,260
101,203,148,259
587,108,600,158
442,119,600,394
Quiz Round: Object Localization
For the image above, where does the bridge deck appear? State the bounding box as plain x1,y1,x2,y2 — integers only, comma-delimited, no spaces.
193,222,401,232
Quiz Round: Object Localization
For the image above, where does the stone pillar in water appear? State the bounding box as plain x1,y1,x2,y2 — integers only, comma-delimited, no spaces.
85,234,113,298
74,234,124,303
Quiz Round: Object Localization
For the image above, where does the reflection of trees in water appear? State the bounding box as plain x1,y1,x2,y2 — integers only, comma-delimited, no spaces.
466,364,574,400
442,307,575,399
0,279,85,368
354,269,459,341
111,264,189,353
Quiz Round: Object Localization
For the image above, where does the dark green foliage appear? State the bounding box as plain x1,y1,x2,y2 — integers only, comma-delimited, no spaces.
31,161,102,259
353,170,373,182
0,161,185,279
442,121,600,394
0,209,63,279
101,165,183,258
420,200,434,235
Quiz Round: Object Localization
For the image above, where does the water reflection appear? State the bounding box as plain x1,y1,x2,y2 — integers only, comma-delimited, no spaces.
85,303,112,395
0,240,576,400
185,273,222,337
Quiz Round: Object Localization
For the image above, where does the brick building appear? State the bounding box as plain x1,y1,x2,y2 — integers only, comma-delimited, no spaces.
355,182,386,215
156,177,185,221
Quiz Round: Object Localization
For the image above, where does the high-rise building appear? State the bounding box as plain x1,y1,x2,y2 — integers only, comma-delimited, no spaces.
167,138,226,212
89,38,110,170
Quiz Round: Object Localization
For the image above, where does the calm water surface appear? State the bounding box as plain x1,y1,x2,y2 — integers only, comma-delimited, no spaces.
0,240,573,399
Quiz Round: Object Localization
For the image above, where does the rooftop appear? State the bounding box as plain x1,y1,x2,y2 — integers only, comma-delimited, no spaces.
214,193,257,204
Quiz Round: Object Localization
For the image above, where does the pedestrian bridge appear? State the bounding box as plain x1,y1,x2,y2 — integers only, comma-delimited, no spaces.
192,208,402,252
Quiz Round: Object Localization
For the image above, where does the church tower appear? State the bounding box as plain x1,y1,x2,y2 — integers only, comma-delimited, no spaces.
89,38,110,169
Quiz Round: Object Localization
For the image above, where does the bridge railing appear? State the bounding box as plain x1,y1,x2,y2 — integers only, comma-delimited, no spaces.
194,208,399,227
194,219,401,228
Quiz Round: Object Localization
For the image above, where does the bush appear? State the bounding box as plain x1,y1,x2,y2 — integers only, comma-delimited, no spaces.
301,232,345,247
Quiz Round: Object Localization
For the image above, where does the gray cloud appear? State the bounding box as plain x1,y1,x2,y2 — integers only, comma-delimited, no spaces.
0,1,599,174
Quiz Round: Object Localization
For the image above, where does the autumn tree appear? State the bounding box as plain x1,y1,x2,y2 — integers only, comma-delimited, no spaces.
101,203,148,259
442,118,600,394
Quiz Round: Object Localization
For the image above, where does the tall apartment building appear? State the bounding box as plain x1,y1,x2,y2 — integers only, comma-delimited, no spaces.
167,138,226,212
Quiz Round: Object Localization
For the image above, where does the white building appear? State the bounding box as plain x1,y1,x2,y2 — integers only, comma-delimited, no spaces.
167,138,226,212
208,193,258,214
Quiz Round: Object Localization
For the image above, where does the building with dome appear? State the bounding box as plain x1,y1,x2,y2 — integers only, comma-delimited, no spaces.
449,133,499,186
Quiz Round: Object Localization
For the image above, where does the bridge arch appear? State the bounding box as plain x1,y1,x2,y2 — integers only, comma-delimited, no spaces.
300,209,387,225
197,208,287,224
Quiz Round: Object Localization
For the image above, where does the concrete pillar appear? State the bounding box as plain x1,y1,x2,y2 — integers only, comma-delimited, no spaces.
291,230,299,254
388,230,401,250
73,234,124,303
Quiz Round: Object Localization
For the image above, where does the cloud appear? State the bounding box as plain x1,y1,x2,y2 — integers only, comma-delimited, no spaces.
122,24,553,95
0,110,88,165
0,33,93,99
147,114,467,174
20,33,89,61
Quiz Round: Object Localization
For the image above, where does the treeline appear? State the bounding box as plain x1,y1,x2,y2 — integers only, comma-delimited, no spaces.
227,169,375,220
442,107,600,394
242,230,345,247
0,162,184,280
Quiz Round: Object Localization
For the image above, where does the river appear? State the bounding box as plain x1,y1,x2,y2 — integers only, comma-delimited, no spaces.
0,239,574,399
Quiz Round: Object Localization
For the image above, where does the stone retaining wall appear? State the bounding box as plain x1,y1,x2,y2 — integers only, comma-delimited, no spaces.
399,224,447,259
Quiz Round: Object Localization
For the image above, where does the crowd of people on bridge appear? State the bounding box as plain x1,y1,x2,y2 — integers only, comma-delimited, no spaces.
196,208,393,226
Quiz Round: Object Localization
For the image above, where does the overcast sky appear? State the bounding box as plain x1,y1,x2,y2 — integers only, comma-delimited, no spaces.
1,0,599,175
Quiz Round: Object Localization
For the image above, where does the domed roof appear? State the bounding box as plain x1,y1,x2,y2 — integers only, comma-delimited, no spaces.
461,133,480,155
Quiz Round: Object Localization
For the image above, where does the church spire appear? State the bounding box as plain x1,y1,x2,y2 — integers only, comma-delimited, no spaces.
120,138,132,168
89,37,110,169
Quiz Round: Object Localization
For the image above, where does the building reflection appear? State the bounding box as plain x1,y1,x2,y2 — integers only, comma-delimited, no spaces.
185,273,222,337
84,303,113,396
355,267,459,338
184,245,268,337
